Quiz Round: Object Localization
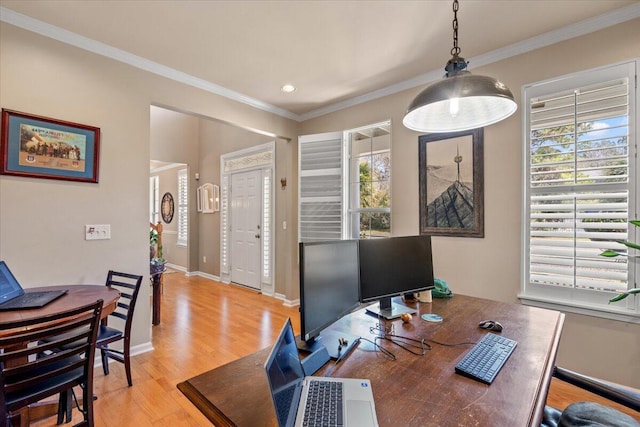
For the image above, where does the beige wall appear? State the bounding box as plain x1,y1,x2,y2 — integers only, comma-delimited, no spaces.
0,24,299,352
150,106,199,271
1,16,638,387
299,19,640,387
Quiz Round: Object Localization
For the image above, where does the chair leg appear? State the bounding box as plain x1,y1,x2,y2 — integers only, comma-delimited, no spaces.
77,382,94,427
100,348,110,376
125,355,132,387
57,390,72,424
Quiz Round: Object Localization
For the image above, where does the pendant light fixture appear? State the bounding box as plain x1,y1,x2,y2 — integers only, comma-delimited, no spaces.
403,0,517,133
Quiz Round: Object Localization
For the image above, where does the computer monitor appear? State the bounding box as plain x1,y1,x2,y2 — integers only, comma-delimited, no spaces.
359,235,435,319
299,240,361,360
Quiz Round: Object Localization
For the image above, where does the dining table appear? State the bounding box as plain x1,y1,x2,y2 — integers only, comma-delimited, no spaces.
0,284,121,427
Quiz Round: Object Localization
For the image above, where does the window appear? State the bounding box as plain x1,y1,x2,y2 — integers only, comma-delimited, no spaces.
149,176,159,224
521,60,638,319
262,173,271,282
177,169,188,246
298,121,391,242
298,132,344,242
348,124,391,239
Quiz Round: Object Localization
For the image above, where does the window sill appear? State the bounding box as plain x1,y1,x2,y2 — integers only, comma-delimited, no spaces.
518,294,640,324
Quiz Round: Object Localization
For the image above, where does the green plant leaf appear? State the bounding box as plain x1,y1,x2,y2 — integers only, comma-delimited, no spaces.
609,287,640,303
600,250,622,257
621,241,640,251
630,220,640,228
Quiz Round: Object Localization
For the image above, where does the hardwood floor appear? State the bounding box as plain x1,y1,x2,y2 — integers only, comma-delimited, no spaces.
31,273,637,426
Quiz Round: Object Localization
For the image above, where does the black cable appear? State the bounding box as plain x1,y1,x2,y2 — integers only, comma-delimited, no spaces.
381,336,430,356
358,337,397,360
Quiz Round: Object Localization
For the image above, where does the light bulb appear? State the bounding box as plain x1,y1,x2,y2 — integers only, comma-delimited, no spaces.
449,97,459,117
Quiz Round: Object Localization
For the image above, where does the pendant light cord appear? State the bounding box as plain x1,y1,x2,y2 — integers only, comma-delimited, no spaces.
451,0,461,57
446,0,467,76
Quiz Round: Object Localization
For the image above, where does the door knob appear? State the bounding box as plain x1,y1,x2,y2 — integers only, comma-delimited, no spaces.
255,233,261,239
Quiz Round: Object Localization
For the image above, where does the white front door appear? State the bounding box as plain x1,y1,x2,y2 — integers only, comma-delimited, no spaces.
230,170,262,289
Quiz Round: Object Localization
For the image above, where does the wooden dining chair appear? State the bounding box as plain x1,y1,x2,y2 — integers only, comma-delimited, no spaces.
0,299,103,427
542,366,640,427
97,271,143,387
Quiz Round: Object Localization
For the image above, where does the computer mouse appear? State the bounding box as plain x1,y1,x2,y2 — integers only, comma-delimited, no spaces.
478,320,503,332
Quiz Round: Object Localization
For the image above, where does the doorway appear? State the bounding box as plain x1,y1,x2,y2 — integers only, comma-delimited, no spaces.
149,161,189,271
230,169,262,289
220,142,275,296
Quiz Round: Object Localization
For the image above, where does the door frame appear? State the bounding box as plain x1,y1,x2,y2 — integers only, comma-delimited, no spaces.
220,142,275,296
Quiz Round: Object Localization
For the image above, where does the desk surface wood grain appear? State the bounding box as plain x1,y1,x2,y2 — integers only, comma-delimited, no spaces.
178,294,564,427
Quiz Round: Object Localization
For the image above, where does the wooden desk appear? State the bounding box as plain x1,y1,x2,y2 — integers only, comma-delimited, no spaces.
178,294,564,427
0,284,120,426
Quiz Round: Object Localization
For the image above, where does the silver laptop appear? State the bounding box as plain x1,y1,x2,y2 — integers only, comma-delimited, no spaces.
264,318,379,427
0,261,67,310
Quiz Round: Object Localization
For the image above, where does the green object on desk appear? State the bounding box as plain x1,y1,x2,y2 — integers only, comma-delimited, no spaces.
433,278,453,298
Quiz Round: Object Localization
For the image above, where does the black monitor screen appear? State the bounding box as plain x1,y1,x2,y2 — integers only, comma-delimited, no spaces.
359,235,435,305
299,240,360,344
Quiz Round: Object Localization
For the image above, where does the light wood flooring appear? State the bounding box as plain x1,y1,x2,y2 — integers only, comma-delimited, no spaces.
31,273,637,426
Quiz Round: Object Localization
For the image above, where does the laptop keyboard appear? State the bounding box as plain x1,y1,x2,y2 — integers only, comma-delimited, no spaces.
303,380,343,427
0,292,55,309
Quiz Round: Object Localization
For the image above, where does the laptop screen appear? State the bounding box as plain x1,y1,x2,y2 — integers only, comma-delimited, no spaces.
0,261,25,304
265,318,305,427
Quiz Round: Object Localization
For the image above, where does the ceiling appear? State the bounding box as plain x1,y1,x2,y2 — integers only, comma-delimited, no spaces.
1,1,639,121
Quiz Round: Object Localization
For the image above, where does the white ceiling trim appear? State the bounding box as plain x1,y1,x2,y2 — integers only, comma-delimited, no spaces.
0,7,298,121
2,4,640,123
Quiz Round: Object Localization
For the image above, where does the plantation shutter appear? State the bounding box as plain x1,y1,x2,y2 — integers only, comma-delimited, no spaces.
527,70,631,293
177,169,188,245
298,132,344,242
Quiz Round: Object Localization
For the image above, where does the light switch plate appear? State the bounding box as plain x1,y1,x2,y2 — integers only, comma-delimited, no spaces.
85,224,111,240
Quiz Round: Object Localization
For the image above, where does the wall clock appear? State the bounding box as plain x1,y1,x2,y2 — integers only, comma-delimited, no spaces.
161,192,174,223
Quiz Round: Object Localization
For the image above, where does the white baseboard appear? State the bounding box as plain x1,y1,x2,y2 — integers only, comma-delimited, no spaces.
196,271,221,281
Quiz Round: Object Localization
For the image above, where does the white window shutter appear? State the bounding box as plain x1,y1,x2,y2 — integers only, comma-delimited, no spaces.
522,60,638,318
177,169,188,245
298,132,344,242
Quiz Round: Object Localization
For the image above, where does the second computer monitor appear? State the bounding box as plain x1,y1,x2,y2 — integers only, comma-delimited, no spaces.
359,235,435,319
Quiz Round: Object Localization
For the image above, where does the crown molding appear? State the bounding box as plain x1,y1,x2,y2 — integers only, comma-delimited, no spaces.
2,3,639,123
0,6,300,121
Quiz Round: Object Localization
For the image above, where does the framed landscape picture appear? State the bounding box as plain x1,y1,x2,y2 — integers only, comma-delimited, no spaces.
0,109,100,183
418,128,484,237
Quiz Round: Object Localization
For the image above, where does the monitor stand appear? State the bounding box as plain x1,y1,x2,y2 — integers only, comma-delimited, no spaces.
365,296,417,320
298,330,359,360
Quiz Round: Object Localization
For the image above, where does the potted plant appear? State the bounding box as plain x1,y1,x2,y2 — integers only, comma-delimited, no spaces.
600,220,640,303
150,228,166,275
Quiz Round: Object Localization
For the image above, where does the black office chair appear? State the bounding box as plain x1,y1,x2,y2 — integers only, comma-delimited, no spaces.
96,271,143,387
0,299,103,427
541,366,640,427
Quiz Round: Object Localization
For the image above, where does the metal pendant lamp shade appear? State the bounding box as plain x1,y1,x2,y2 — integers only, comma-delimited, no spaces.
403,72,517,133
403,0,517,133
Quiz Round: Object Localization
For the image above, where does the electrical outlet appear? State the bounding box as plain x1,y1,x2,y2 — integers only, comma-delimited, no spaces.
203,256,207,263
